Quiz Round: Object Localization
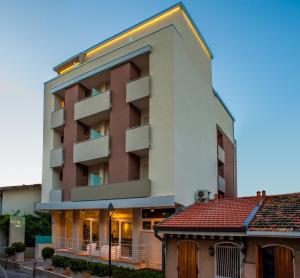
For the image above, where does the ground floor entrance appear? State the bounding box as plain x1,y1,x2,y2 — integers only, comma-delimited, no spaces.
52,207,174,269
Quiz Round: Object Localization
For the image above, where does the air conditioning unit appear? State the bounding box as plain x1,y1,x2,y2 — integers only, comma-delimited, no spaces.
195,190,211,203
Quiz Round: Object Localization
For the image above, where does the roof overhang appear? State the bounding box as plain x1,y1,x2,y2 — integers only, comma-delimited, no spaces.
35,195,175,211
156,230,246,237
53,2,213,75
48,45,152,94
247,231,300,238
155,226,246,233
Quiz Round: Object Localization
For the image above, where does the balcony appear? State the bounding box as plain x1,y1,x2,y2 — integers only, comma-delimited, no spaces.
71,179,151,201
50,147,64,168
126,75,150,109
217,145,225,164
51,109,64,130
126,124,150,156
218,176,226,193
49,189,63,202
74,91,111,126
73,136,110,166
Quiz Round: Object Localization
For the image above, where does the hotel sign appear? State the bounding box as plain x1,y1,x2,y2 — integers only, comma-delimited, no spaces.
10,216,25,228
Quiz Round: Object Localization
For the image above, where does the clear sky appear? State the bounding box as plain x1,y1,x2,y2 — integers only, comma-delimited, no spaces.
0,0,299,196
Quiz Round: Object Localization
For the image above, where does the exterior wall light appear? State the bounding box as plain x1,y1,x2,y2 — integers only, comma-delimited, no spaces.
209,246,214,256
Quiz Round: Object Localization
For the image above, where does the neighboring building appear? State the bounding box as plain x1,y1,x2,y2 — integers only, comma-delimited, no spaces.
36,2,236,269
155,192,300,278
0,184,41,215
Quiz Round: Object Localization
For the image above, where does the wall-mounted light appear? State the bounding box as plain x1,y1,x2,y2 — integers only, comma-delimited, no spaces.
209,246,214,256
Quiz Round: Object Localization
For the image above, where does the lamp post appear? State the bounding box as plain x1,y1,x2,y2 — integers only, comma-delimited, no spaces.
108,202,114,278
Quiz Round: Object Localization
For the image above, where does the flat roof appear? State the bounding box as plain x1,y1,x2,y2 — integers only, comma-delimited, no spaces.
53,2,213,74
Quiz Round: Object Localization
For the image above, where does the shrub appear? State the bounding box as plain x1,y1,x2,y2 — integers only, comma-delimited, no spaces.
11,242,25,253
52,255,69,268
69,258,88,272
88,262,108,276
5,246,15,256
41,247,55,259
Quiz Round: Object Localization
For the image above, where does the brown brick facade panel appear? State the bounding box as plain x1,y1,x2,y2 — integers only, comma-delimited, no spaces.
108,62,141,183
62,85,88,201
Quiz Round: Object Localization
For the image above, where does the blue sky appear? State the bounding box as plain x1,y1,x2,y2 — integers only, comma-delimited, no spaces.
0,0,299,196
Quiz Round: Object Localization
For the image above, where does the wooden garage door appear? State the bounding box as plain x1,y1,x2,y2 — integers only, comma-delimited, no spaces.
257,245,294,278
178,240,199,278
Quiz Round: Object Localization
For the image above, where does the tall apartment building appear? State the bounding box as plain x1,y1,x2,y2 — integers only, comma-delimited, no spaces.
37,3,236,269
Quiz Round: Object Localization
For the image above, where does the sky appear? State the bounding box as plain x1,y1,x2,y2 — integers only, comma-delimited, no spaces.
0,0,299,196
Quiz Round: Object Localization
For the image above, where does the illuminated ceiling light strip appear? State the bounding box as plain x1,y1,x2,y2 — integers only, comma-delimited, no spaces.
59,62,79,75
181,11,211,59
85,6,181,57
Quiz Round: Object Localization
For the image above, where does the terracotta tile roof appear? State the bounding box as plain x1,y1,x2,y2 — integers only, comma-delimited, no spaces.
249,193,300,232
156,196,260,232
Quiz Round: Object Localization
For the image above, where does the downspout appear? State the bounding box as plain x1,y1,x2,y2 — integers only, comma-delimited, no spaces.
154,229,166,278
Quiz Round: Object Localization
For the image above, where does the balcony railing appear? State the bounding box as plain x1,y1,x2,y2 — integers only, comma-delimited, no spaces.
71,179,151,201
49,189,63,202
126,124,150,156
74,91,110,125
50,147,64,168
55,237,148,263
217,145,225,164
126,75,150,109
73,136,110,166
218,176,226,193
51,108,64,129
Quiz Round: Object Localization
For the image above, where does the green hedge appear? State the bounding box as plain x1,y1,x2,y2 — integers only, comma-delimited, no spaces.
51,255,163,277
11,242,25,253
52,255,69,268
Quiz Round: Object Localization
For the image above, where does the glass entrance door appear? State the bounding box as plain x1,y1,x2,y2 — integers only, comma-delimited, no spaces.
111,220,132,258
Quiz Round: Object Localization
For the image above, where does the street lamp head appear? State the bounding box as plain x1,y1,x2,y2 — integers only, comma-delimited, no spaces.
108,202,114,217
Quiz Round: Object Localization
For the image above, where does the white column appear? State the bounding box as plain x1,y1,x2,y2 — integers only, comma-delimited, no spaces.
72,210,80,254
99,210,108,246
132,208,142,261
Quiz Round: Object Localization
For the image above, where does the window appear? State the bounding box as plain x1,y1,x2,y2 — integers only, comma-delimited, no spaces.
142,208,175,219
141,208,175,231
215,243,242,278
91,129,101,139
90,173,101,186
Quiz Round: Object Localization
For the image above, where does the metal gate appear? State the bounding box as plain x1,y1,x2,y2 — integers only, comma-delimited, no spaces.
215,243,242,278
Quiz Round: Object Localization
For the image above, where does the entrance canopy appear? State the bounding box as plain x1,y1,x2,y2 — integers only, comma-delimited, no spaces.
35,195,175,211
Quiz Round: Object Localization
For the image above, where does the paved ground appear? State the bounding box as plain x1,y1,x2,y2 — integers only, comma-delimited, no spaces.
0,267,45,278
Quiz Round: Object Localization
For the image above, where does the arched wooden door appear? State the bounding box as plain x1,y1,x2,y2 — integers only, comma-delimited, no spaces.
177,240,199,278
257,245,294,278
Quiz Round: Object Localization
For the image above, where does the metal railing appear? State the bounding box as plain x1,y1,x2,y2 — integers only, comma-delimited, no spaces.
54,237,148,262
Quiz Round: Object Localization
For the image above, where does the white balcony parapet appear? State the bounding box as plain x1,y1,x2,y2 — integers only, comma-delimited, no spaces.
217,145,225,164
51,109,64,129
126,75,150,109
126,124,150,155
74,91,110,124
49,189,63,202
218,176,226,193
73,136,110,165
50,147,64,168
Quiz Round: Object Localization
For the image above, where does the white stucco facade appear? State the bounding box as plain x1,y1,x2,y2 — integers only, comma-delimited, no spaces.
1,185,41,215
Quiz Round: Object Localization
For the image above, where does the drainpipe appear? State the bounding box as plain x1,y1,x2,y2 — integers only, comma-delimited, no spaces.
154,229,165,278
